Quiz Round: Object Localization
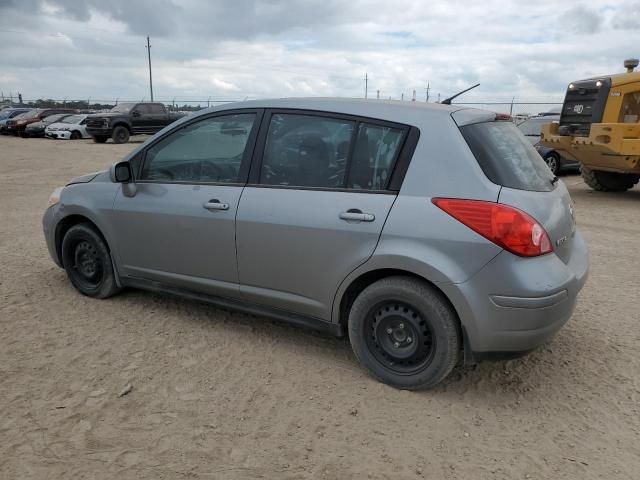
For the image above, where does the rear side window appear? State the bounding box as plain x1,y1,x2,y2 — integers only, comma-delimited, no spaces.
348,124,404,190
461,121,555,192
259,113,406,190
260,114,354,188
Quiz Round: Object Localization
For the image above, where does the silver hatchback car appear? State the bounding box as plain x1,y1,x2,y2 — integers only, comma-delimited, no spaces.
43,98,588,389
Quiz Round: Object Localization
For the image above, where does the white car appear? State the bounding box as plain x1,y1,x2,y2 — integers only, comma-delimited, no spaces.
45,114,90,140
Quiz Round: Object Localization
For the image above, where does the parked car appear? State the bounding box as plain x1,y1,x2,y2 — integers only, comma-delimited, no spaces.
0,108,31,134
85,102,185,144
5,108,78,136
24,113,72,138
45,114,90,140
43,98,588,389
517,115,579,175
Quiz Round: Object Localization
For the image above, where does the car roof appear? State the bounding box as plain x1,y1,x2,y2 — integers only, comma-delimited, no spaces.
203,97,487,127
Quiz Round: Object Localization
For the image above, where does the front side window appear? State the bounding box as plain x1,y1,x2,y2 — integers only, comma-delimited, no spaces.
140,113,256,183
149,104,165,114
260,114,354,188
348,123,404,190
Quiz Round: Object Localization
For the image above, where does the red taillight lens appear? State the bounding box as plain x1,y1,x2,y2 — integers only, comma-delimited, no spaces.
432,198,552,257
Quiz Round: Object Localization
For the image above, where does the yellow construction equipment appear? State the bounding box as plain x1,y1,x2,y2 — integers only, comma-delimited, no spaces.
541,59,640,191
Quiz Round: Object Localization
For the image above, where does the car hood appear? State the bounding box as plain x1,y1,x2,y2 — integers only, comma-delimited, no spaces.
87,112,122,119
66,170,104,185
26,121,47,129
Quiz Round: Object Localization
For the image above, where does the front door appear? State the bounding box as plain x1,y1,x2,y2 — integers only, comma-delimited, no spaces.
111,111,260,299
236,111,408,320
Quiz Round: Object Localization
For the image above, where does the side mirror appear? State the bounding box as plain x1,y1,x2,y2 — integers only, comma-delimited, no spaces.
111,161,133,183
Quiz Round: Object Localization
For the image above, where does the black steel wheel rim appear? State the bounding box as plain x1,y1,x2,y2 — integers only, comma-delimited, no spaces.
364,301,435,375
71,240,103,289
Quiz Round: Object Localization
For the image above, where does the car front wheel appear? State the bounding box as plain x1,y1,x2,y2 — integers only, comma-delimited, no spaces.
61,223,121,299
111,126,130,144
348,276,460,390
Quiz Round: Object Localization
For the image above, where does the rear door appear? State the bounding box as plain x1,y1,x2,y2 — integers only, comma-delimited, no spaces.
235,110,411,320
147,103,170,130
111,110,261,298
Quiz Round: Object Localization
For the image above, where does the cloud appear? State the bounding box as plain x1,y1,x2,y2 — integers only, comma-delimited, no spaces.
0,0,636,115
559,6,603,34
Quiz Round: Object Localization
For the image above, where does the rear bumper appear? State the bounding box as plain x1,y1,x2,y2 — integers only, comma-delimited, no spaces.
440,230,589,358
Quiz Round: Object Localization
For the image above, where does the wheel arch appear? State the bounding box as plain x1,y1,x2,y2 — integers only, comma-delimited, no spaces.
112,122,132,134
334,266,473,363
55,214,111,267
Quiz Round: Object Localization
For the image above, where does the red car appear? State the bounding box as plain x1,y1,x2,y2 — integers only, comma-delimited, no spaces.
6,108,78,137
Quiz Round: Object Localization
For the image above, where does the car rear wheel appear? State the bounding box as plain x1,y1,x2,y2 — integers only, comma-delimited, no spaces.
348,276,460,390
544,152,560,176
581,165,640,192
70,130,81,140
61,224,121,299
111,126,130,144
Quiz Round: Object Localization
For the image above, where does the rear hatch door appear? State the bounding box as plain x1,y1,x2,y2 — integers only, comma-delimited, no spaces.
456,116,576,263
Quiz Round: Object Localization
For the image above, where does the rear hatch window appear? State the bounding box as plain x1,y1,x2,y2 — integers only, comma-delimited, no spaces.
460,121,556,192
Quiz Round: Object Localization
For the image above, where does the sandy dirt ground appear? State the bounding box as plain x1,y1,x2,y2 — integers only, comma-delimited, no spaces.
0,134,639,480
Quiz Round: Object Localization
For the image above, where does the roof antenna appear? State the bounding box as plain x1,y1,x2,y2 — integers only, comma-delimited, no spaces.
441,83,480,105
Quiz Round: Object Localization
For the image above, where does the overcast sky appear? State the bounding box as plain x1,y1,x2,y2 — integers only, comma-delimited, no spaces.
0,0,638,113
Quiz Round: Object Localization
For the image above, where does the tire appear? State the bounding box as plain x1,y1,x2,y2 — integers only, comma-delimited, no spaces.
111,125,130,144
544,152,561,176
580,165,640,192
92,136,108,143
61,223,121,299
70,130,81,140
348,276,460,390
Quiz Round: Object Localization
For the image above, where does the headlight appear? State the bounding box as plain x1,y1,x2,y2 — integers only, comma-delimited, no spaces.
568,83,574,89
48,187,64,207
60,127,70,131
595,80,603,87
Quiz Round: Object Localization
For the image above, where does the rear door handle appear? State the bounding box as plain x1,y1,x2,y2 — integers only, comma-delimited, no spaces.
203,199,229,211
339,209,375,222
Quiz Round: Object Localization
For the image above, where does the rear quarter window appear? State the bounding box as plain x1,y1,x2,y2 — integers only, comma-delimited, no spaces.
460,121,556,192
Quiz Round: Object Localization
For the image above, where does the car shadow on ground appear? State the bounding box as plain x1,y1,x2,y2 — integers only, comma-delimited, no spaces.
106,284,596,401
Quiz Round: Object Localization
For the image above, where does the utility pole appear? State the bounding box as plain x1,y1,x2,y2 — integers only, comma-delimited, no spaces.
426,82,430,103
510,96,515,116
146,36,154,102
437,93,441,103
412,90,416,102
364,73,368,99
376,89,380,99
401,92,404,101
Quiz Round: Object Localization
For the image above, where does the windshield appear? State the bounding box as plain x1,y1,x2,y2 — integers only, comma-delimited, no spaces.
461,121,556,192
110,103,136,113
16,110,40,119
44,114,68,124
61,115,83,124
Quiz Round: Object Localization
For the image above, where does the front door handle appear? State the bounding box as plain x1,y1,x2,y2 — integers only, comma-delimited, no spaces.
203,199,229,211
339,209,375,222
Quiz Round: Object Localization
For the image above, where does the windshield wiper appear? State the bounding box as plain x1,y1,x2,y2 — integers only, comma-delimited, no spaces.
551,176,559,185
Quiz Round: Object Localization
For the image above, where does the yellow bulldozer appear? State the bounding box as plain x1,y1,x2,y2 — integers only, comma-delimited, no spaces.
541,59,640,192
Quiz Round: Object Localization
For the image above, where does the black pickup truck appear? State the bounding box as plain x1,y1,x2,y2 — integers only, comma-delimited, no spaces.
85,102,185,144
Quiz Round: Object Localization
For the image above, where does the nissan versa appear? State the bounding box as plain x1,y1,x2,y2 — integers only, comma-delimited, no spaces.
43,98,588,389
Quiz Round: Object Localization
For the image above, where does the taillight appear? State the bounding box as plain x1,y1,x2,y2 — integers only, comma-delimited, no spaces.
432,198,552,257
